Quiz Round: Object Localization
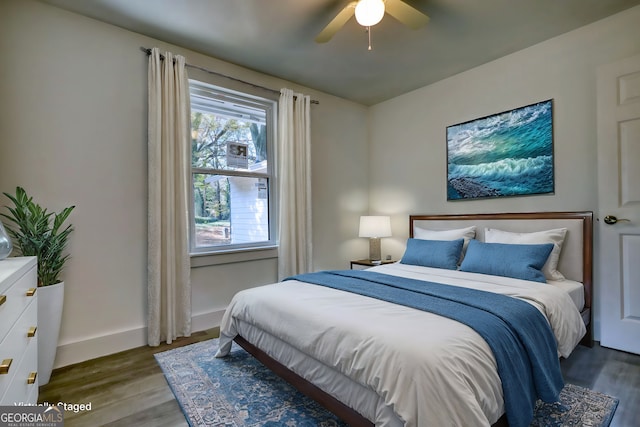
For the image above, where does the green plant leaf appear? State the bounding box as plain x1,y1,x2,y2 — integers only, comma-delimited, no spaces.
2,187,74,286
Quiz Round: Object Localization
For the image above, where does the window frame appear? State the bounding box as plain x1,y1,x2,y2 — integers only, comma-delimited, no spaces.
188,79,278,256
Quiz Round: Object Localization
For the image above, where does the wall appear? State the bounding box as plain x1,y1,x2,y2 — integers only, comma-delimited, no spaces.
368,5,640,339
0,0,369,367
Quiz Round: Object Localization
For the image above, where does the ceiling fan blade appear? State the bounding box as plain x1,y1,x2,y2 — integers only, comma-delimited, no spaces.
384,0,429,29
315,1,357,43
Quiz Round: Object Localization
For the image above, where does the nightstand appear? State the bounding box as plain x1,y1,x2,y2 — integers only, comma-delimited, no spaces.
350,259,396,270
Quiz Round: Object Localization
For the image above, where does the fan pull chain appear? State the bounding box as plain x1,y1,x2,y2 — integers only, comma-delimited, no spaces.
367,26,373,50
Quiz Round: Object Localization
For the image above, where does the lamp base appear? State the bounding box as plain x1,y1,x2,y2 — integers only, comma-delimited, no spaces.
369,237,381,262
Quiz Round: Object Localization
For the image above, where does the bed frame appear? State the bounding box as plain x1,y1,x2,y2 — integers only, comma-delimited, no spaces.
235,211,594,427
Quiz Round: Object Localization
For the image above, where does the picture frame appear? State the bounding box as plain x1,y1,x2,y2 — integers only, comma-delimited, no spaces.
446,99,554,201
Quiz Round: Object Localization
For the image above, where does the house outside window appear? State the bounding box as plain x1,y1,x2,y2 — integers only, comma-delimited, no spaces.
189,80,277,254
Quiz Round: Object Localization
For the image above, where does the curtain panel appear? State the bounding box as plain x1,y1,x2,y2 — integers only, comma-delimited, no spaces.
277,88,312,280
147,48,191,346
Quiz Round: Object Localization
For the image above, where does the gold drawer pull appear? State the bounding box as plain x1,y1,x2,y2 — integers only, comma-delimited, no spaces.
26,288,37,297
27,371,37,384
0,295,6,306
0,358,13,374
28,326,37,337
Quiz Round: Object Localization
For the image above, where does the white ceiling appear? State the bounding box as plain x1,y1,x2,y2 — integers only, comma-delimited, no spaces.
39,0,640,105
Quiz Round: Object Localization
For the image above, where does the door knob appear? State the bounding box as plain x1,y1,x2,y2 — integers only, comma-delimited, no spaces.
603,215,630,225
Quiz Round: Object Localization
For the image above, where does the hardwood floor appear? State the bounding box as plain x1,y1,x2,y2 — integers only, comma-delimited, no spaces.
560,343,640,427
39,334,639,427
38,328,219,427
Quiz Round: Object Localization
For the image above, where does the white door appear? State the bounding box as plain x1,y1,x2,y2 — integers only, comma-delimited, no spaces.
597,53,640,354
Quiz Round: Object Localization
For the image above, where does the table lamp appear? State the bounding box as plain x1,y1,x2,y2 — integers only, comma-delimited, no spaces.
359,216,392,262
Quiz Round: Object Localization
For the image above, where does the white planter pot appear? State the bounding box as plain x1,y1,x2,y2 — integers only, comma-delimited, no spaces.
37,282,64,385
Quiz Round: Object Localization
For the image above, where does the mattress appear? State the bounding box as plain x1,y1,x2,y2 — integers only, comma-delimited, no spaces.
548,278,585,312
231,318,404,426
217,263,586,426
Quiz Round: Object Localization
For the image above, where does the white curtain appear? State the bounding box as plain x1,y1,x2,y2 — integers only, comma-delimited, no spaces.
277,88,312,280
147,48,191,346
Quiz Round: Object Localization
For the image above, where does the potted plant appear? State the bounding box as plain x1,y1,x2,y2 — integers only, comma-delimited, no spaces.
1,186,75,385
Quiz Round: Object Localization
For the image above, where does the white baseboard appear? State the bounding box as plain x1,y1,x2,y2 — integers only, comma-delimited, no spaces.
53,309,225,369
192,309,225,334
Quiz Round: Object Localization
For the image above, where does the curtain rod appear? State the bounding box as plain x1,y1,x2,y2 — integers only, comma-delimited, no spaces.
140,47,319,104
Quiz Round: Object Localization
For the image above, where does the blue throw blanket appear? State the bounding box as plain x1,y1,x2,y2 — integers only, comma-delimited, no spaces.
286,270,563,427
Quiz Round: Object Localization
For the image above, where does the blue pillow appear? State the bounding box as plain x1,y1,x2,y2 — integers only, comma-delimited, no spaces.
400,238,464,270
459,240,554,283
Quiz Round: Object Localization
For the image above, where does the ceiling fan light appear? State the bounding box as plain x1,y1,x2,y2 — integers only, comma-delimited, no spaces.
355,0,385,27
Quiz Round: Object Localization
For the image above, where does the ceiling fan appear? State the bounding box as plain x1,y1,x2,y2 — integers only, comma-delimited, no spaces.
315,0,430,45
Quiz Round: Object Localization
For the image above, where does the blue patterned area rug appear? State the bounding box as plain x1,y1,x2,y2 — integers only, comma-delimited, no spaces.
154,339,619,427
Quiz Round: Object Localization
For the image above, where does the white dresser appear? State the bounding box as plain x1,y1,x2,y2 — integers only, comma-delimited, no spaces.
0,256,38,405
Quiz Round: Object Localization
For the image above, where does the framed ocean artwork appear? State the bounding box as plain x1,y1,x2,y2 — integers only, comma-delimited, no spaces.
446,99,554,201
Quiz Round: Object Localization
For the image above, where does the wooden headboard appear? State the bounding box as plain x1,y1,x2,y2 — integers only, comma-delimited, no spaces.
409,211,593,346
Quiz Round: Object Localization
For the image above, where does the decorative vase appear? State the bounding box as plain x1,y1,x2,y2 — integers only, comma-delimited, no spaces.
38,281,65,385
0,221,12,260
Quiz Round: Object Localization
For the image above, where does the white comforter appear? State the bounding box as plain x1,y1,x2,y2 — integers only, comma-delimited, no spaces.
216,263,586,427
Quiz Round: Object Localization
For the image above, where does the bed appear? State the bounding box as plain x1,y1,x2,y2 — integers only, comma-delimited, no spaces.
216,211,593,427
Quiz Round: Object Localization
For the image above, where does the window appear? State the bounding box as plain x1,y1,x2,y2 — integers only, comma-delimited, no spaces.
189,80,276,254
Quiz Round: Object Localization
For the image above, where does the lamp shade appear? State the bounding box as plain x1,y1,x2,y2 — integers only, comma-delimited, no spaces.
359,216,392,238
355,0,385,27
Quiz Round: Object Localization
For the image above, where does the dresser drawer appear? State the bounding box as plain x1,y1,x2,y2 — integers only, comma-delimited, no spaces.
0,265,37,340
0,257,37,294
0,299,37,400
0,335,38,405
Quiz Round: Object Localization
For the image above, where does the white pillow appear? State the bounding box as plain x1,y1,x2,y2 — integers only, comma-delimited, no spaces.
414,226,477,261
484,227,568,281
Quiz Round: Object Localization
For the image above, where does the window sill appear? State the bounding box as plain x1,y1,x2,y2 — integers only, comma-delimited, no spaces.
190,246,278,268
